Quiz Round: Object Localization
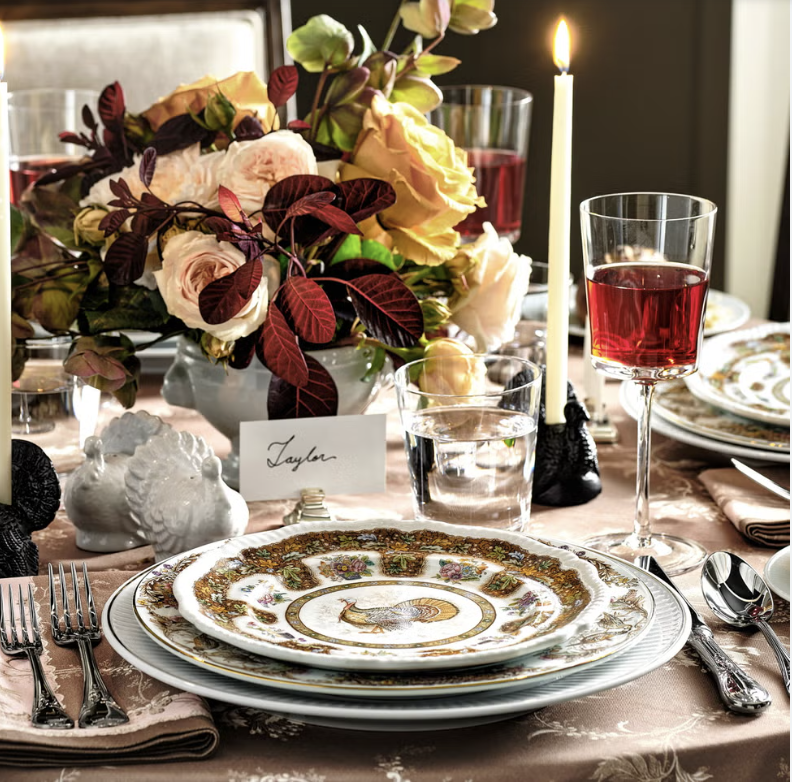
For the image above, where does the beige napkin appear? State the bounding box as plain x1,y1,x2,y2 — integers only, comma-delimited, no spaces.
0,571,219,768
700,467,790,547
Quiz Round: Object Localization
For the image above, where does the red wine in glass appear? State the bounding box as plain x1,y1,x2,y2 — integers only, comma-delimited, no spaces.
10,155,80,206
586,262,709,377
457,148,526,242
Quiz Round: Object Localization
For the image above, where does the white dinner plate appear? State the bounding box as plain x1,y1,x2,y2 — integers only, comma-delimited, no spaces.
134,540,655,699
621,382,791,464
170,520,610,672
764,546,790,602
103,544,690,732
685,323,790,426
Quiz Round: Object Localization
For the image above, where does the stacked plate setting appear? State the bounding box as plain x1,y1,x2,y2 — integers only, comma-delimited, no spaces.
103,519,692,731
622,323,791,462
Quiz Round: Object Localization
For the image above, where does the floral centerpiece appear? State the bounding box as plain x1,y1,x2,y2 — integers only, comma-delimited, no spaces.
11,0,531,417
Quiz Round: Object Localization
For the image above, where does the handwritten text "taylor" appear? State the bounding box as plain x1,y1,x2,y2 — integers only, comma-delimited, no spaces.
266,435,338,473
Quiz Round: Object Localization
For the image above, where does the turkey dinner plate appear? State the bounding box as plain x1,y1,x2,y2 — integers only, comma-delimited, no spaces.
170,520,609,672
134,539,654,698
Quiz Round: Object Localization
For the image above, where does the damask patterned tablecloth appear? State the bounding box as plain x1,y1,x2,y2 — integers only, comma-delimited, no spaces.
8,351,792,782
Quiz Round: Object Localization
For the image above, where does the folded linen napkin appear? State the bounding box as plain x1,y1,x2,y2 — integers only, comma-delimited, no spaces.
0,571,218,768
700,467,790,548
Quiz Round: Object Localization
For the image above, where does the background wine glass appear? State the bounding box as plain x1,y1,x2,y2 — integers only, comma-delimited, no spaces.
430,85,532,243
580,192,717,575
8,88,99,206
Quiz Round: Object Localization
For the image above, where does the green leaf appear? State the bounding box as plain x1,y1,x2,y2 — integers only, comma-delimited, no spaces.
32,285,81,332
390,75,442,113
357,24,377,65
413,53,461,76
23,186,82,250
79,283,173,334
362,345,387,382
287,15,354,73
330,234,362,265
10,206,25,252
361,239,397,270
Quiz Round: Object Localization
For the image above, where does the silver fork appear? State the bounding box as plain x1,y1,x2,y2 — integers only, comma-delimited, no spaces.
0,582,74,729
48,563,129,728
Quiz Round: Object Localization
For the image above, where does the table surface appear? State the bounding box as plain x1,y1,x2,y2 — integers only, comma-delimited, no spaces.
7,348,792,781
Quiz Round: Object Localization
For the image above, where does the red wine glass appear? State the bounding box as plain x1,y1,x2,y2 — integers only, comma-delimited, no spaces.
580,192,718,575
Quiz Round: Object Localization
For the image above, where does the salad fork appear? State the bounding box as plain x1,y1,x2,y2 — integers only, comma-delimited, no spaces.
0,582,73,729
48,563,129,728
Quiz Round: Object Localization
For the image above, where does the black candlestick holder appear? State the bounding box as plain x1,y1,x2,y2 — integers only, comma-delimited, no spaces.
0,440,61,578
533,368,602,507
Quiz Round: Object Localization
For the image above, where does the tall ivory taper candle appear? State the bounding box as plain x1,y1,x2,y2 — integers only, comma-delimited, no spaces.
0,27,12,505
545,19,573,425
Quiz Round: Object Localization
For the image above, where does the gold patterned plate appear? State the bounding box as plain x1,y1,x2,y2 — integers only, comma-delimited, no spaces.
653,380,790,453
134,539,654,698
170,520,610,672
686,323,791,426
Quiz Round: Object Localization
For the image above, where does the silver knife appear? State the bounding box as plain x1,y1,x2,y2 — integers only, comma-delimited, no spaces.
731,458,790,501
637,555,772,714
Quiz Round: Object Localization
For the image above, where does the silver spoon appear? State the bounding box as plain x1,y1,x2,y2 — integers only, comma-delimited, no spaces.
701,551,790,694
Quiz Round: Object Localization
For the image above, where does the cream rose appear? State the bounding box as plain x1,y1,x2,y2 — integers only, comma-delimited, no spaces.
82,144,222,210
449,222,532,351
215,131,318,216
341,94,483,265
418,338,486,396
153,231,269,341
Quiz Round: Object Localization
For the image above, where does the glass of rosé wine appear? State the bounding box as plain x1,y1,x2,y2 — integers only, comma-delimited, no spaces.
431,85,532,243
580,192,717,575
8,88,99,206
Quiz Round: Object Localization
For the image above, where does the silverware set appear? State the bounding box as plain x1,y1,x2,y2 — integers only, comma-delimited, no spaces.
0,563,128,730
639,552,790,714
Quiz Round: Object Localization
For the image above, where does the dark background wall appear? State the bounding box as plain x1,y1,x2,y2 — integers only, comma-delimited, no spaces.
291,0,731,289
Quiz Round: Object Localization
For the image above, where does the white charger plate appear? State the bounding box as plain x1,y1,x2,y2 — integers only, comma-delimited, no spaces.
685,323,790,427
134,540,655,699
170,520,610,672
764,546,790,602
621,382,790,464
103,546,689,732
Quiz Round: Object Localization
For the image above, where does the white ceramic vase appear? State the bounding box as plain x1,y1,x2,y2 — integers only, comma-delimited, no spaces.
161,337,389,488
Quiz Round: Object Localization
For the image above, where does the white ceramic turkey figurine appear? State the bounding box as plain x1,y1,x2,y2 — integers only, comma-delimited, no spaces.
125,429,249,561
63,411,172,552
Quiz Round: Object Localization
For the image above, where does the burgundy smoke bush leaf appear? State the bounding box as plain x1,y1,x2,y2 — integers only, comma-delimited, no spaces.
310,204,362,235
98,209,131,236
150,113,215,155
82,104,98,133
262,174,334,235
198,261,263,325
347,274,424,348
328,258,394,280
258,304,309,388
267,65,299,108
109,178,133,203
279,276,336,344
203,216,237,238
139,148,157,188
104,232,149,285
98,82,125,128
337,179,397,223
228,329,258,370
285,191,336,219
267,356,339,419
233,115,265,141
131,212,153,235
218,185,247,224
287,119,311,131
58,132,88,147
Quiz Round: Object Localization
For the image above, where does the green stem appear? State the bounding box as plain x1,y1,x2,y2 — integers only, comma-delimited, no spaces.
309,67,331,141
382,1,407,51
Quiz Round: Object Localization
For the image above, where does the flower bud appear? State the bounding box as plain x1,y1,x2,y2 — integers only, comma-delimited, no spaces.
449,0,497,35
418,337,486,396
204,91,237,132
420,298,452,333
73,207,109,246
201,333,234,360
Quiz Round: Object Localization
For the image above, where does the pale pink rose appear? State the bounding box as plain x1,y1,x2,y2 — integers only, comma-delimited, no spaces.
153,231,269,341
215,130,318,216
81,144,223,210
449,222,532,351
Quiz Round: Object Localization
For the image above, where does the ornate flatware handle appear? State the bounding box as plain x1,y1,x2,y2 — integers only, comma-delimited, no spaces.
25,649,73,729
689,626,772,714
75,637,130,728
755,618,790,695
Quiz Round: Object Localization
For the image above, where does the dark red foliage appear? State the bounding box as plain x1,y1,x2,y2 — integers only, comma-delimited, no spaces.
267,65,299,108
278,277,336,344
267,356,339,419
103,232,149,285
346,274,424,348
258,304,309,388
198,261,263,325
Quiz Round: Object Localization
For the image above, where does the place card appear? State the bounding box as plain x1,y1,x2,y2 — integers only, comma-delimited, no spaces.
239,414,387,501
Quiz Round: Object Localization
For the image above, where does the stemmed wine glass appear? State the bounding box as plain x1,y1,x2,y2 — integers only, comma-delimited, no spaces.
580,192,718,575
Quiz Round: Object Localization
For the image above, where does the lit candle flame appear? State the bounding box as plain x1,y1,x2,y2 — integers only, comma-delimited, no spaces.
553,19,570,73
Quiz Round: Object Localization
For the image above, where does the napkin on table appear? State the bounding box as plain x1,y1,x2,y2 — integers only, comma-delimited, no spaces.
700,467,790,547
0,571,218,768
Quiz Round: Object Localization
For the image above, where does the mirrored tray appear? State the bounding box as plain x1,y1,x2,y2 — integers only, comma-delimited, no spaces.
135,539,655,698
171,520,610,671
686,323,790,426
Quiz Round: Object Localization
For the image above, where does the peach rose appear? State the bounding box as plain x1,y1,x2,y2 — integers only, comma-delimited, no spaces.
215,130,318,216
341,94,482,265
141,72,279,134
153,231,269,342
449,222,532,351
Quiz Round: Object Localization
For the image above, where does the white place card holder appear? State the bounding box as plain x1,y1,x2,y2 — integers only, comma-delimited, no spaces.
239,414,387,502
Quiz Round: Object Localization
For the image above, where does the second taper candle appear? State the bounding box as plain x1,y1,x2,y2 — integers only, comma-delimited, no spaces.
545,19,573,425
